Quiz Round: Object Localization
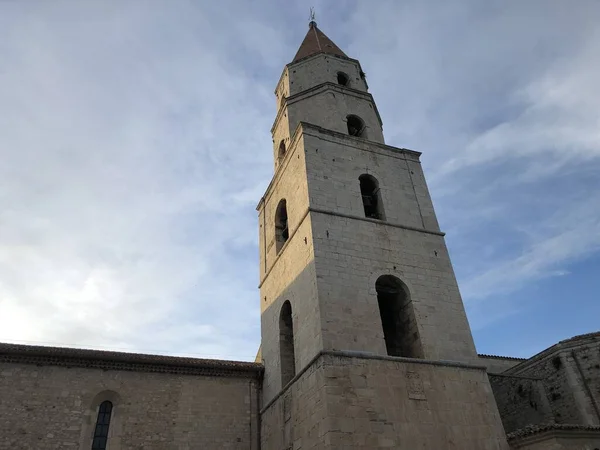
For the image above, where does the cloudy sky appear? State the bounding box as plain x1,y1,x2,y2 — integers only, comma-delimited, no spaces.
1,0,599,361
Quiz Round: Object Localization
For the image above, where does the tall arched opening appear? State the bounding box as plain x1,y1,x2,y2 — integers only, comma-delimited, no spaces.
375,275,422,358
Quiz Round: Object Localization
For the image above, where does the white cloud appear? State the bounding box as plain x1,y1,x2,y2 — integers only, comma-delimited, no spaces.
0,0,599,359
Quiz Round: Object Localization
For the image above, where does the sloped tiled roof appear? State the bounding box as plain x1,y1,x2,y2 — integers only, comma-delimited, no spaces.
0,342,263,378
478,353,526,361
507,423,600,441
292,21,347,63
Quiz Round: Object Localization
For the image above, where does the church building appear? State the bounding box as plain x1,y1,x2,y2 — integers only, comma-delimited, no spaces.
1,21,599,450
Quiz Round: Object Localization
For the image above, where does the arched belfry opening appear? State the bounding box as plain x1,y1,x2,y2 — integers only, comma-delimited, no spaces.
337,71,349,86
279,301,296,386
278,140,286,162
359,174,385,220
275,199,289,253
375,275,422,358
347,115,366,138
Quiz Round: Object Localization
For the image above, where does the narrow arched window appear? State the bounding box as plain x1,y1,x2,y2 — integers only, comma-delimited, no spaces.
337,71,349,86
275,199,289,253
347,115,366,138
278,140,286,161
359,174,385,220
375,275,422,358
91,401,113,450
279,300,296,386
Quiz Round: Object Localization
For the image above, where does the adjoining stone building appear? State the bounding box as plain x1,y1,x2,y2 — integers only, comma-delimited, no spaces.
1,21,599,450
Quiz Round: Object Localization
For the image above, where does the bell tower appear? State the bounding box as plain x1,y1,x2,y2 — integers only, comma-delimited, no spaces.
257,21,509,449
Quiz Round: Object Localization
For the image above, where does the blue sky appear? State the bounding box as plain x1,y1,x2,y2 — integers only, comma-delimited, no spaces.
1,0,599,361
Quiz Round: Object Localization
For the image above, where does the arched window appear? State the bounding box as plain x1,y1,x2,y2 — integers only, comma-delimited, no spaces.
375,275,422,358
92,401,113,450
337,71,349,86
359,174,385,220
275,199,289,253
347,115,366,138
279,300,296,386
278,140,286,161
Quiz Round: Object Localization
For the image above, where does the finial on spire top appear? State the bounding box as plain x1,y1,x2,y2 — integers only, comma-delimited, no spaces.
309,7,316,27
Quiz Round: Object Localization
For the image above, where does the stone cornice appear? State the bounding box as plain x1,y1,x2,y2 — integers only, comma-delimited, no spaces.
260,349,488,414
507,423,600,444
270,81,382,135
287,51,364,72
0,343,263,379
503,331,600,375
273,52,366,96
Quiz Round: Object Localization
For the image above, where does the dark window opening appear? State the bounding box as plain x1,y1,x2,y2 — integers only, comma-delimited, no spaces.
279,301,296,386
347,115,366,138
359,174,384,220
91,401,113,450
337,72,349,86
278,140,286,161
275,199,289,253
375,275,422,358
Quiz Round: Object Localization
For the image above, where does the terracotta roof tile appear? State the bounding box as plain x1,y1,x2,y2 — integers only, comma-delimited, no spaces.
292,21,347,63
478,353,527,361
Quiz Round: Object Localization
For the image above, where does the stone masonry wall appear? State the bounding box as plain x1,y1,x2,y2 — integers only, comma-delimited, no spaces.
489,374,554,433
272,53,378,167
302,126,478,363
260,356,328,450
566,337,600,425
261,352,511,450
508,355,581,425
287,54,368,97
286,87,384,145
321,352,509,449
504,336,600,427
0,361,259,450
258,133,324,404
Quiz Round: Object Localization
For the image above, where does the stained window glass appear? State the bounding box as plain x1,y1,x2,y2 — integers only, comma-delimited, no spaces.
91,401,113,450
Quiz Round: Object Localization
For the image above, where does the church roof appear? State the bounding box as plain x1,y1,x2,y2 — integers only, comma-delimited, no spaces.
292,21,347,63
0,342,263,378
507,423,600,441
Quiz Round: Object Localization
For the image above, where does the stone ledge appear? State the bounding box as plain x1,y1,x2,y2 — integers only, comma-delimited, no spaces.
0,342,263,379
309,207,445,237
325,350,487,371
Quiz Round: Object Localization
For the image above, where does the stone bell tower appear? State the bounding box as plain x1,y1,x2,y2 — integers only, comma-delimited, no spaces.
257,21,510,449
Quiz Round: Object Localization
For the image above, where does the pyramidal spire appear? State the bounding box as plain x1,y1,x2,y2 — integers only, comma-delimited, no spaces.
292,20,347,63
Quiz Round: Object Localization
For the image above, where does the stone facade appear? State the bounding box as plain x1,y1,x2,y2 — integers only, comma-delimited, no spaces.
489,332,600,444
1,21,599,450
262,351,509,449
0,345,261,450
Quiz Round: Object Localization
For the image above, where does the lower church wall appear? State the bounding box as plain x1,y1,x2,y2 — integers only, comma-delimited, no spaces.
0,360,260,450
488,374,554,433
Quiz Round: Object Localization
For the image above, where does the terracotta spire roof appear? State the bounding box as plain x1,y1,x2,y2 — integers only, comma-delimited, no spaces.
292,21,347,63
